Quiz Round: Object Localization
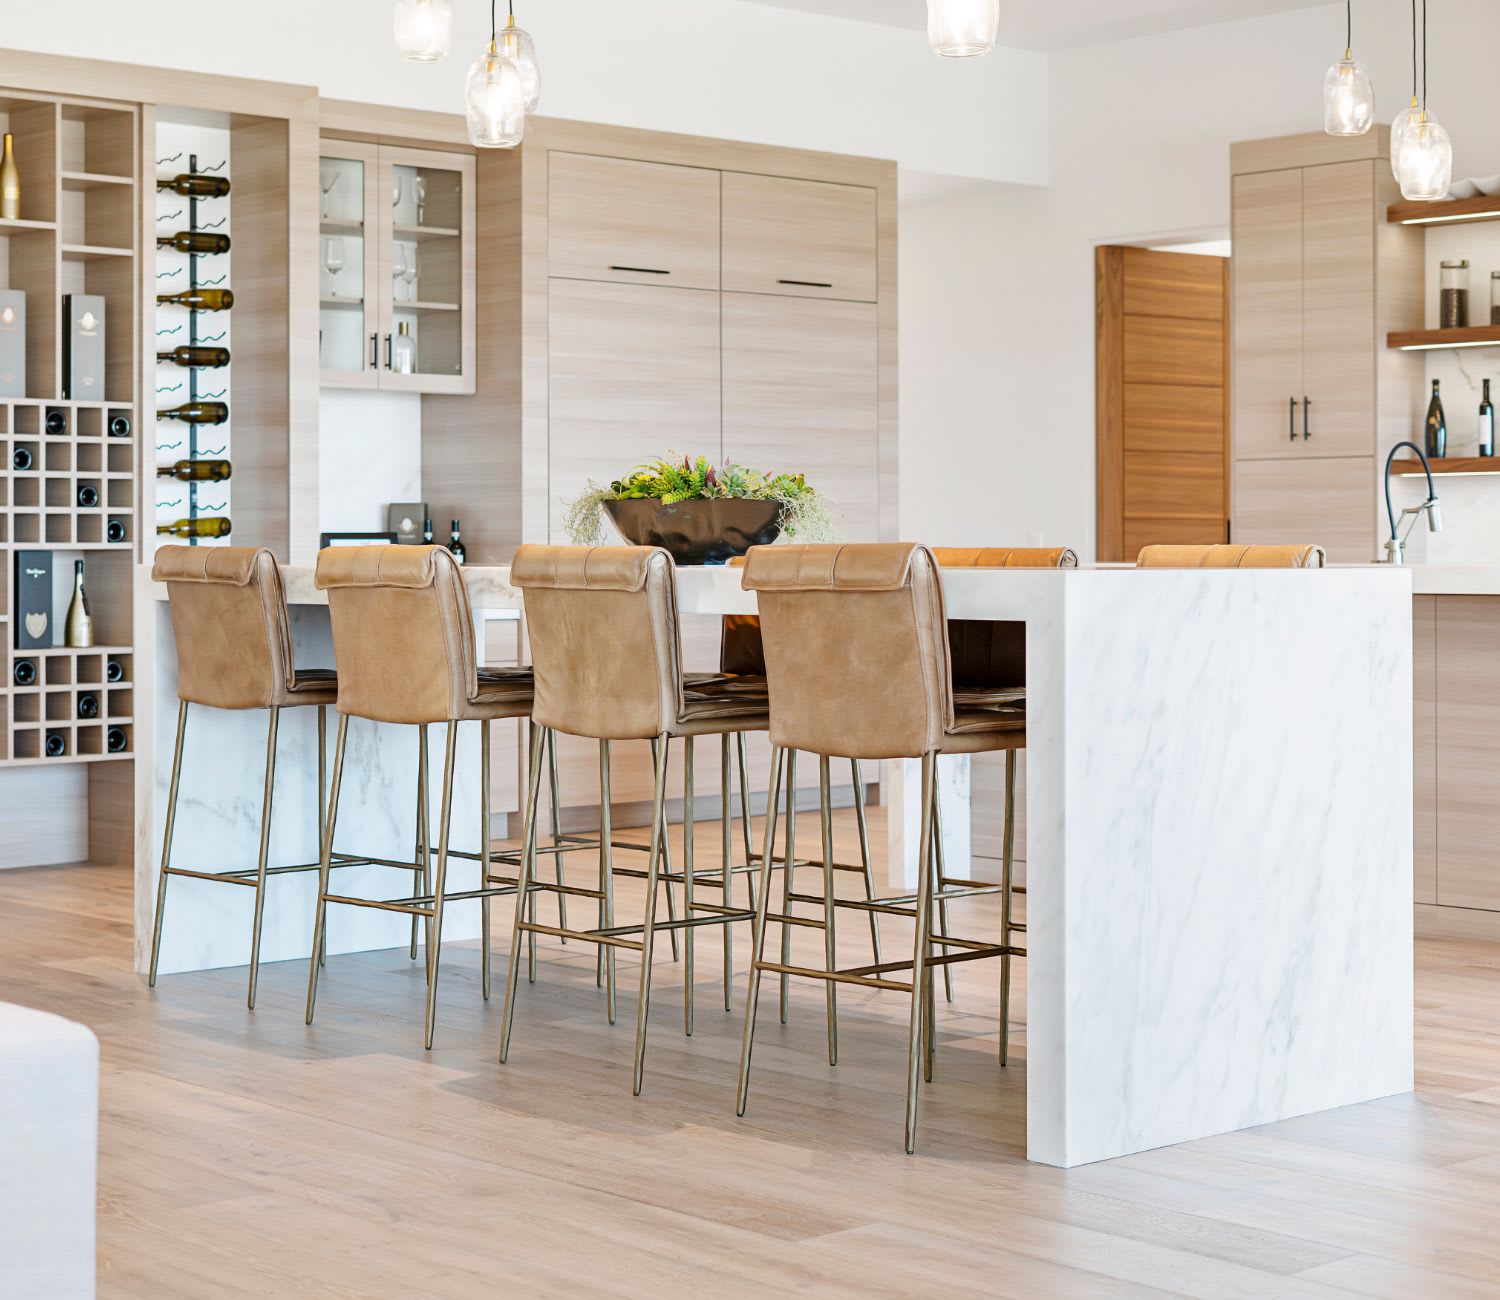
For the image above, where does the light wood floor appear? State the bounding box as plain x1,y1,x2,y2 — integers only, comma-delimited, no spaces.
5,809,1500,1298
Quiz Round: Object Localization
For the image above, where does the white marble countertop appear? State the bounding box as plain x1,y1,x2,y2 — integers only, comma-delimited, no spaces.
1332,564,1500,595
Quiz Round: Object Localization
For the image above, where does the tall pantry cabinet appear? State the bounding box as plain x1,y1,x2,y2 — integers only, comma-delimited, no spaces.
1229,130,1423,560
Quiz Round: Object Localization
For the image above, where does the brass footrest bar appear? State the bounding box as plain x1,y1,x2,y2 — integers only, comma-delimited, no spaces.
488,876,607,903
515,920,645,951
764,909,828,931
596,909,755,936
162,867,259,887
320,894,437,917
166,856,376,885
752,959,913,994
750,852,875,876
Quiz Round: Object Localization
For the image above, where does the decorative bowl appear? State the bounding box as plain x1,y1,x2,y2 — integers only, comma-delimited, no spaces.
603,498,782,565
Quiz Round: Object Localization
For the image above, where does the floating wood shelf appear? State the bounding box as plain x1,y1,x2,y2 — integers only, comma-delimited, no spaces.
1388,194,1500,225
0,215,56,233
60,170,132,192
318,218,363,237
394,299,460,313
1387,326,1500,351
393,223,460,242
1390,457,1500,475
61,243,133,261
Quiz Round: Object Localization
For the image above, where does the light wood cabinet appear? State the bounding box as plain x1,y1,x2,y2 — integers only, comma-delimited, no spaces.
1230,457,1375,562
721,293,879,541
318,141,475,394
547,152,720,290
721,172,876,302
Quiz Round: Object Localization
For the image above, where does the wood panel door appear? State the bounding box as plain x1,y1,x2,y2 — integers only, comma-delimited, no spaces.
1435,596,1500,912
1096,246,1228,561
1230,456,1374,561
1232,168,1304,458
546,278,721,539
1301,160,1376,457
721,172,877,302
721,293,879,540
547,152,720,291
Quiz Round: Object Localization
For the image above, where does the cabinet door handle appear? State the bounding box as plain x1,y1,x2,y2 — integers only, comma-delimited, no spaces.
1289,396,1297,442
1303,396,1312,440
369,333,379,369
383,334,393,370
778,278,834,289
609,265,670,275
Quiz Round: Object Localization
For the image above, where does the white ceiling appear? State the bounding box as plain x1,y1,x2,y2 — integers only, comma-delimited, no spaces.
739,0,1331,52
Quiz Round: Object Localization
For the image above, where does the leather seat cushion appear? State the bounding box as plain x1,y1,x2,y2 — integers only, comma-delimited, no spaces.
676,672,770,735
465,666,535,719
942,711,1026,754
953,685,1026,709
282,668,339,707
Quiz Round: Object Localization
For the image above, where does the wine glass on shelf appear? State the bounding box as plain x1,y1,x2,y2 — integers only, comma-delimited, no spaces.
319,165,342,221
390,243,408,303
322,236,346,298
401,244,419,304
413,174,428,226
392,171,405,220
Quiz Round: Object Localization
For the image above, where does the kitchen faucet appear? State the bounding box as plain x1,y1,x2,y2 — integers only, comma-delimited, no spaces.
1383,441,1443,564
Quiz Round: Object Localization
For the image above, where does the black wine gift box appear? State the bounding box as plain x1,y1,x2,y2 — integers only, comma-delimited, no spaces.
14,550,53,649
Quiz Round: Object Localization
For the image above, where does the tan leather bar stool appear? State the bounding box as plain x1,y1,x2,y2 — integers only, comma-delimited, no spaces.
501,544,768,1094
1135,543,1325,568
149,546,348,1009
306,544,533,1048
736,542,1025,1154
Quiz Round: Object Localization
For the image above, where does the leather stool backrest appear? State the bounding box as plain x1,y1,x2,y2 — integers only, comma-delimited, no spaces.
1135,543,1325,568
511,544,684,741
741,542,952,760
932,546,1077,693
152,545,293,710
314,544,478,724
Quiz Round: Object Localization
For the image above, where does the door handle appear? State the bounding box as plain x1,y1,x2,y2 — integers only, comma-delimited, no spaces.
369,333,379,369
383,334,393,370
609,265,670,275
1303,396,1312,440
1289,396,1297,441
778,278,834,289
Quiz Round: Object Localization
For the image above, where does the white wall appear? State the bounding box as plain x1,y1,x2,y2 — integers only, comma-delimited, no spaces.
901,0,1500,558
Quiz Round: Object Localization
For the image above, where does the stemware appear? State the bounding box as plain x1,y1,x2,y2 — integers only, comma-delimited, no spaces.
391,244,409,303
322,236,346,296
392,171,406,217
319,166,342,221
413,174,428,226
401,244,420,304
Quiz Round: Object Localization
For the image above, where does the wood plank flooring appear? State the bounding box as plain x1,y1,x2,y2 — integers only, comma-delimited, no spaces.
3,809,1500,1298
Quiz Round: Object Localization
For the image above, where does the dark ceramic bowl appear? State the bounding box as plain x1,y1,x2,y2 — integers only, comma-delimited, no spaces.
603,497,782,565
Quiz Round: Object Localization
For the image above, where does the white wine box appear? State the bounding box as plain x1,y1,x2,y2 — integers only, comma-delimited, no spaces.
62,293,105,400
0,290,25,397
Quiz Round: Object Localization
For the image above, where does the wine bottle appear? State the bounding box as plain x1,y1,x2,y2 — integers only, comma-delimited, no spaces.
106,727,127,753
156,458,232,482
156,172,230,198
77,693,99,720
156,231,231,255
65,559,93,648
77,485,99,509
1480,379,1495,458
105,657,124,684
0,132,18,221
155,288,234,311
13,658,36,687
45,731,67,758
106,518,126,544
11,447,32,471
1425,379,1447,459
449,519,466,565
392,321,416,374
156,345,230,369
156,516,232,538
422,512,434,545
157,400,228,426
45,409,67,435
108,413,131,438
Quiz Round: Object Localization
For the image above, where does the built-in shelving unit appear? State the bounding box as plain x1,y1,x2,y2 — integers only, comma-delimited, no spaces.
1387,325,1500,351
1390,455,1500,476
1388,194,1500,226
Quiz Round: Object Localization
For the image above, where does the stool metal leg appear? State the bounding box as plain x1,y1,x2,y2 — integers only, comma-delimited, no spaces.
499,722,546,1063
246,705,281,1010
851,758,881,967
818,754,838,1067
412,725,429,962
599,739,617,1024
904,751,938,1155
306,713,349,1025
683,734,696,1037
736,732,755,908
1000,748,1017,1067
480,719,492,1001
631,734,671,1095
650,737,681,963
423,722,459,1049
546,727,568,940
779,750,798,1024
933,787,954,1004
721,734,734,1012
736,745,785,1117
148,699,189,987
317,705,327,968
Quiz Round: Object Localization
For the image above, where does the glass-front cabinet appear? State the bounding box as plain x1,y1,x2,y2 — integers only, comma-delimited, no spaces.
318,141,475,394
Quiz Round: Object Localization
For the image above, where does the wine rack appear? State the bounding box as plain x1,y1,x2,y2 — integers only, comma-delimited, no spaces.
0,89,138,768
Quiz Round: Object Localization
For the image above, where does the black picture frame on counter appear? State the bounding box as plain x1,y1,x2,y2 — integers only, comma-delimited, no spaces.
319,531,399,549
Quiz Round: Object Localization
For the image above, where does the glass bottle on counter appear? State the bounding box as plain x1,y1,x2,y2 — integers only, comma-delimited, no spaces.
449,519,466,565
1440,260,1470,329
1481,379,1495,458
1425,379,1448,458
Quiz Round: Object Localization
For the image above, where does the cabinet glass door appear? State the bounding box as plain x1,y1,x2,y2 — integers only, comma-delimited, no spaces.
318,144,378,385
377,148,473,393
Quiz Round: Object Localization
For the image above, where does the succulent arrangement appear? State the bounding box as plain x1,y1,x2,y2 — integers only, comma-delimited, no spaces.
563,454,838,546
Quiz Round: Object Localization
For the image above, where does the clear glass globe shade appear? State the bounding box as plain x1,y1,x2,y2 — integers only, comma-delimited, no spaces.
927,0,999,57
393,0,452,63
465,47,526,149
1391,103,1419,180
498,23,541,113
1397,113,1453,202
1323,56,1374,136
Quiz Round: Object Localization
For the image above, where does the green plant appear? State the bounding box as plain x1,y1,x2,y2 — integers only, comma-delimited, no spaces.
562,453,838,546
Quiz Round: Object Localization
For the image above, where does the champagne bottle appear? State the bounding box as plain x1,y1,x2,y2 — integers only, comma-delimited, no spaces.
156,288,234,311
13,658,36,686
1425,379,1447,459
157,400,228,426
156,345,230,368
108,413,132,438
0,132,18,220
77,485,99,508
11,447,32,471
64,560,93,648
106,518,126,544
1480,379,1495,458
77,693,99,720
156,458,232,482
105,657,124,684
156,231,231,255
45,730,67,758
156,172,231,198
449,519,466,565
156,516,232,538
45,409,67,435
106,727,127,753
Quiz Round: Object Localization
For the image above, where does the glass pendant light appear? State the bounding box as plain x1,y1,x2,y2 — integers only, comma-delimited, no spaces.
1323,3,1374,136
498,8,542,113
1391,100,1420,181
393,0,452,63
927,0,1000,58
1396,0,1451,201
465,0,526,148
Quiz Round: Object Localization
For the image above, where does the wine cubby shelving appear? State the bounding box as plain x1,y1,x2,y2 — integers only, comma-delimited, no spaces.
0,88,139,768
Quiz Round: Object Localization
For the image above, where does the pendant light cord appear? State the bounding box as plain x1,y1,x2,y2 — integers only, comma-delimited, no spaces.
1345,0,1351,53
1411,0,1418,102
1422,0,1428,108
